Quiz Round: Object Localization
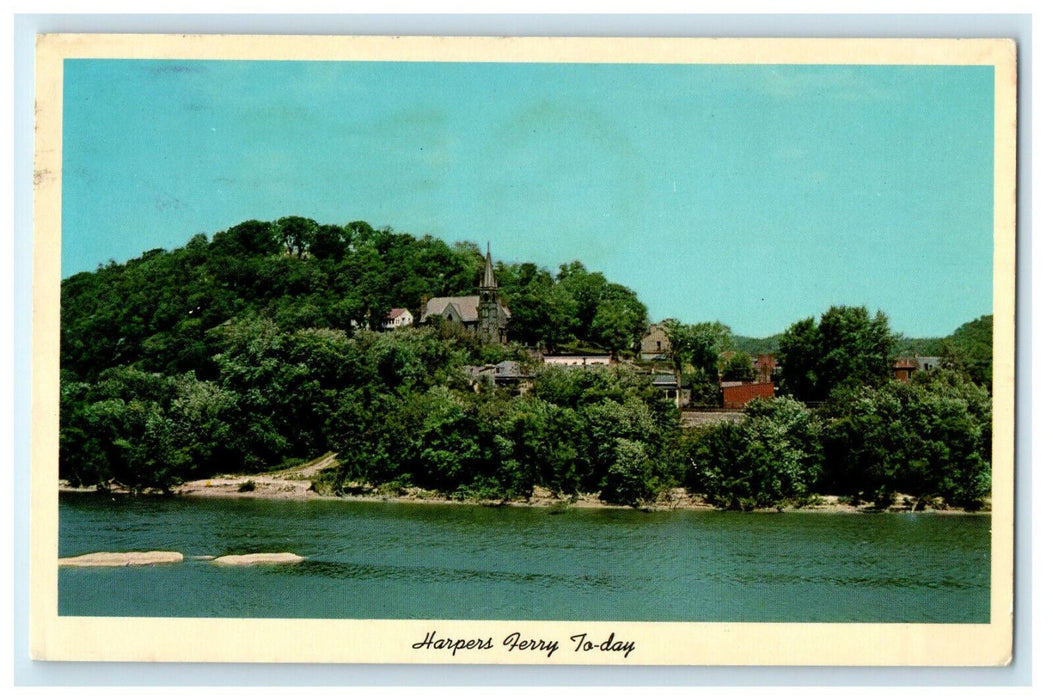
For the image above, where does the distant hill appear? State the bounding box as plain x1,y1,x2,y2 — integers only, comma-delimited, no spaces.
730,334,782,355
894,337,944,356
944,315,993,388
733,325,983,372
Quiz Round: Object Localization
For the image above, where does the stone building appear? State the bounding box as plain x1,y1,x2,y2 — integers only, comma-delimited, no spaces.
420,244,510,343
640,323,671,361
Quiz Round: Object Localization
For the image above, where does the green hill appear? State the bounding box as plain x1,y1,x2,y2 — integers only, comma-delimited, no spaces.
58,218,993,510
731,334,782,355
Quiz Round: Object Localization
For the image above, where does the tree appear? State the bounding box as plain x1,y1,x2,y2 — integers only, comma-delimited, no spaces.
503,266,576,349
60,379,114,488
167,373,239,478
583,396,668,495
720,351,757,382
499,397,585,496
819,374,991,510
589,296,648,355
665,320,732,403
404,386,482,492
557,261,607,340
310,224,353,261
667,321,731,377
340,241,391,330
682,397,821,510
274,216,319,259
940,315,993,389
778,306,897,403
210,219,279,258
343,219,376,246
599,438,659,507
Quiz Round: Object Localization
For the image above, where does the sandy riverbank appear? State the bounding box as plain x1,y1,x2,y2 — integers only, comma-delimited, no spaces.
59,453,986,514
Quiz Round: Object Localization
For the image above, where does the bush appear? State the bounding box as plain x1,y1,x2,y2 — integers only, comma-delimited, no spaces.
599,438,658,507
819,374,991,509
683,397,821,510
376,475,413,496
451,476,511,503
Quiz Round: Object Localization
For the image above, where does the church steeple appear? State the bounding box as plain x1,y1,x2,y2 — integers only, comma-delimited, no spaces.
482,242,497,290
477,242,502,343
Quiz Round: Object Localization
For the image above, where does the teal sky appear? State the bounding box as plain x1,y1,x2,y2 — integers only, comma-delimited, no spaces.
62,59,994,338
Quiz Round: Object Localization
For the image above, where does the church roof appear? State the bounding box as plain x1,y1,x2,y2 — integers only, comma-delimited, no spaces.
425,296,482,323
422,295,511,323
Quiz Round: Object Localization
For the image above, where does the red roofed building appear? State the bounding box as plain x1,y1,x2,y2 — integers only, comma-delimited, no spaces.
893,357,918,382
892,355,941,382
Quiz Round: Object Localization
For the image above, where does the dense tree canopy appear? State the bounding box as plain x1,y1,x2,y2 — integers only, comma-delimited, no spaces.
819,371,991,509
59,219,993,510
59,218,657,499
664,320,732,380
777,306,897,403
61,218,488,382
940,315,993,389
731,333,782,356
495,260,648,354
682,397,822,510
719,351,757,383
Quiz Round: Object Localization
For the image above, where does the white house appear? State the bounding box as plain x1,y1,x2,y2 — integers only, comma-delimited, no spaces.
383,307,414,330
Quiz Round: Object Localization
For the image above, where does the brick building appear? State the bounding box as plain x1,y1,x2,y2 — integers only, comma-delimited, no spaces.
720,381,775,409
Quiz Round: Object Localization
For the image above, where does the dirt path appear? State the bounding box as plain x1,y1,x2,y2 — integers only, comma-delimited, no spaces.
174,453,339,500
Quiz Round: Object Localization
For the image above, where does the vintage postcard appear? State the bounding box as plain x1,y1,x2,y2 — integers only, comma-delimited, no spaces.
31,34,1016,665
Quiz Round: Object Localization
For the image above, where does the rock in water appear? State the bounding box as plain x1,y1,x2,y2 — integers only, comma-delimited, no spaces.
211,553,304,565
59,551,184,567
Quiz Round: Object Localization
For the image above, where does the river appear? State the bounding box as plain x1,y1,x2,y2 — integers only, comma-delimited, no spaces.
58,492,990,622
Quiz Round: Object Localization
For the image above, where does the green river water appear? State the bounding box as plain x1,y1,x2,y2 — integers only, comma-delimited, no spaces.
58,492,990,622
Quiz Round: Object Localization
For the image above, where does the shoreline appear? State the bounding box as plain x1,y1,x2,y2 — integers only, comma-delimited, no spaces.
57,451,989,515
59,477,988,516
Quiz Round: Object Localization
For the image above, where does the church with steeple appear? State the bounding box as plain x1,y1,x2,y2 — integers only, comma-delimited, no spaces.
419,244,511,343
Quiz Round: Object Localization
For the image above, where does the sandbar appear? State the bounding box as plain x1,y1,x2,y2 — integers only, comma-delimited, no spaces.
58,551,184,567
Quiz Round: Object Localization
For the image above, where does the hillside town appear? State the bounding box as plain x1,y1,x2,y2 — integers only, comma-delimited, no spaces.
377,246,944,413
58,221,992,511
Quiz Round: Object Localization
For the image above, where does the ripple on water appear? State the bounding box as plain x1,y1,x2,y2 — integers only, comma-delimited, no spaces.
58,493,992,622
